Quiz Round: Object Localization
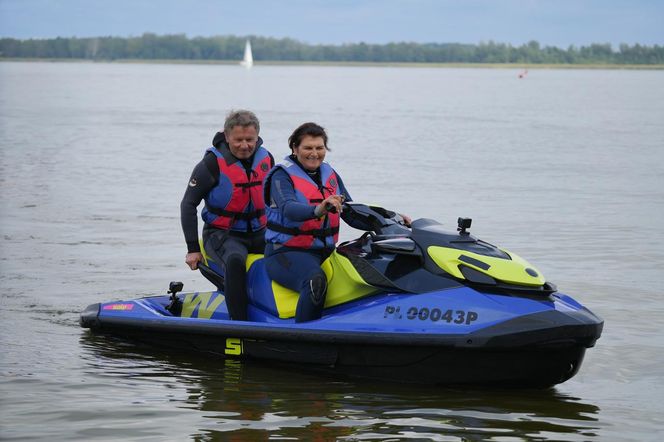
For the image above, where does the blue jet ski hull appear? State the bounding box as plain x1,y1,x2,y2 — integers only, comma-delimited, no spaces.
81,204,603,386
80,285,602,387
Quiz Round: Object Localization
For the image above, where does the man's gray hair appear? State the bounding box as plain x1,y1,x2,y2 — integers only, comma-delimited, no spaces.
224,109,260,134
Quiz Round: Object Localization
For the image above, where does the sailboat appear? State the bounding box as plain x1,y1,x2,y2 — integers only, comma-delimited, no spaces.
240,39,253,68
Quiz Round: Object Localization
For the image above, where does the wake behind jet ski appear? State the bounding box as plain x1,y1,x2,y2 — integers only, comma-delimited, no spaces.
80,203,603,387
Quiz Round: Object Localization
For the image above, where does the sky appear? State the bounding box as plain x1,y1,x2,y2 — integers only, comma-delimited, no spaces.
1,0,662,48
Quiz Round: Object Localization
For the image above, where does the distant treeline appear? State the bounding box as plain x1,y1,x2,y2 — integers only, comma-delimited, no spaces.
1,34,663,65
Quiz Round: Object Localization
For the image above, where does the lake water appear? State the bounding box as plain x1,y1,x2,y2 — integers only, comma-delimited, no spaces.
1,61,663,440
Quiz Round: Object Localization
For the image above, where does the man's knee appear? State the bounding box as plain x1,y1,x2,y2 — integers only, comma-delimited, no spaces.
225,252,245,264
225,253,246,273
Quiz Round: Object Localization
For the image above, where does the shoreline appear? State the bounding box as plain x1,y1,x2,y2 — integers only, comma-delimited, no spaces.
1,57,663,70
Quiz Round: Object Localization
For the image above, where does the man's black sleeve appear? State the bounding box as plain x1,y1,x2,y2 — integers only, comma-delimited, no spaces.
180,155,218,253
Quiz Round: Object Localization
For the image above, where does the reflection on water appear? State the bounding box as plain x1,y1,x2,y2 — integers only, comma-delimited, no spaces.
80,333,601,441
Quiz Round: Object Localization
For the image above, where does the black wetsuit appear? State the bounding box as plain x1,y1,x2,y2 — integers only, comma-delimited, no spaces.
180,132,274,320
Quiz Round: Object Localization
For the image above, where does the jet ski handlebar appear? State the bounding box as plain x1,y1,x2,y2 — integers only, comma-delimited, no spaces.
342,202,411,236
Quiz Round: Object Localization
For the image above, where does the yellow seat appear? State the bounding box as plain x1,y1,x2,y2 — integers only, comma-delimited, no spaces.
201,240,378,319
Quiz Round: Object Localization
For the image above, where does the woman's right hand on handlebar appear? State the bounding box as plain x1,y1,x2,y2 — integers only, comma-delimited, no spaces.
315,195,344,217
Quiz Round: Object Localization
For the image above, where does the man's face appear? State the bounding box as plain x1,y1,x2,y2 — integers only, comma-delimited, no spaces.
226,125,258,159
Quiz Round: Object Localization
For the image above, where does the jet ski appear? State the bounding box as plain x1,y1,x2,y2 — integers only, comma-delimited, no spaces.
80,203,603,387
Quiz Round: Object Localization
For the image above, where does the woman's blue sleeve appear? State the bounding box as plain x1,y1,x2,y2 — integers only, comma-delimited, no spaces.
270,169,317,221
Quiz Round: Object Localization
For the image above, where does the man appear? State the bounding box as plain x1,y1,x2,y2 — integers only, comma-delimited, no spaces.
180,110,274,320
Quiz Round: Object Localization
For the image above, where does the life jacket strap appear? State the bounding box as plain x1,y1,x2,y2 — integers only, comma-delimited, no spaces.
267,222,339,239
235,181,262,189
207,207,265,220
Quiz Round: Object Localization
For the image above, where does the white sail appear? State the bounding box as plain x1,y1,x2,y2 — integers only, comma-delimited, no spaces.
241,40,253,68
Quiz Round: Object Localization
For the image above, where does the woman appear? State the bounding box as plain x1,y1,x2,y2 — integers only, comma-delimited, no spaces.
263,122,360,322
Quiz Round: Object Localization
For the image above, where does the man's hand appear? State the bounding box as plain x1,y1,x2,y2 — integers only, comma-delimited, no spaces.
185,252,204,270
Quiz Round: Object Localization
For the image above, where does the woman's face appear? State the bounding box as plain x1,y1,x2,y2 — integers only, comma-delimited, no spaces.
293,135,326,171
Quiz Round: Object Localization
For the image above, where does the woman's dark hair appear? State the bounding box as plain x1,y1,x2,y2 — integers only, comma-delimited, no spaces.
288,122,330,152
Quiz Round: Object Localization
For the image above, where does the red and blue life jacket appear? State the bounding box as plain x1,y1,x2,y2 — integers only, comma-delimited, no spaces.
201,146,272,231
264,158,340,249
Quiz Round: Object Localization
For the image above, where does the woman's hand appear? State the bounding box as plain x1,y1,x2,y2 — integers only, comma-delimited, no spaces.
399,213,412,227
315,195,345,217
